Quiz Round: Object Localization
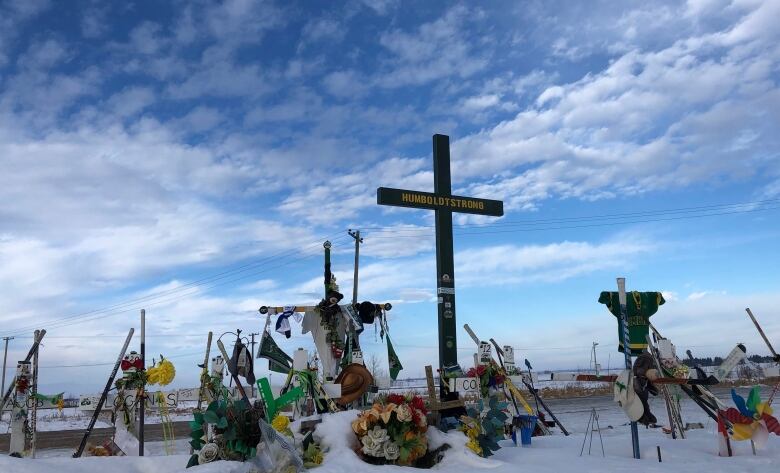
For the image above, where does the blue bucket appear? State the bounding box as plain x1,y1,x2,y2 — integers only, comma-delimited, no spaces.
513,415,537,447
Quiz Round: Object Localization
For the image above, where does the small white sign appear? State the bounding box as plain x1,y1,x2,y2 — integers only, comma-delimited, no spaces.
449,377,481,396
478,342,492,365
503,346,515,364
437,287,455,295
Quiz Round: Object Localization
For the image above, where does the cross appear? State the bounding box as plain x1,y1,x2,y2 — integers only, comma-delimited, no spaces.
377,134,504,391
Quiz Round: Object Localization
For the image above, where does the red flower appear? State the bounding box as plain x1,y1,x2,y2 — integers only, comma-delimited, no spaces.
387,393,406,405
410,396,427,415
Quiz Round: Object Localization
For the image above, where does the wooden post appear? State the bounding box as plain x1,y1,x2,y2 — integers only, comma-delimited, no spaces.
424,365,464,424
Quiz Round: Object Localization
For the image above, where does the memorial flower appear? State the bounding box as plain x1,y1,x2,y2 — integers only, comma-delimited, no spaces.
352,395,429,465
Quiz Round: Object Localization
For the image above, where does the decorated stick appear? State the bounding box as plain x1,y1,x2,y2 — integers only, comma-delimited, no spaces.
197,332,213,412
74,328,134,458
191,331,213,455
31,329,40,458
0,329,46,416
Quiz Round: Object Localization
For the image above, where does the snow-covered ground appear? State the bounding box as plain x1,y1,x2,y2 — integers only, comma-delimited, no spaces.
1,409,778,473
3,386,779,472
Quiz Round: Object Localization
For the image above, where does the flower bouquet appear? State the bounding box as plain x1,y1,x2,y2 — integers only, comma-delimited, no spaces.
466,361,505,398
351,394,428,466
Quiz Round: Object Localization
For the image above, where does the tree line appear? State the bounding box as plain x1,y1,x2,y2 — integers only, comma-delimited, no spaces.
681,354,776,367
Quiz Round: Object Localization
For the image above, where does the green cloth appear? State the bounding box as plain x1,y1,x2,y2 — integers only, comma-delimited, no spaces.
387,337,403,381
598,291,665,356
257,331,293,374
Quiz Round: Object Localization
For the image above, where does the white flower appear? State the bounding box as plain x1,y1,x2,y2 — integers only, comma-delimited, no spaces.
366,426,389,444
361,435,383,457
198,443,219,464
395,404,412,422
383,441,400,461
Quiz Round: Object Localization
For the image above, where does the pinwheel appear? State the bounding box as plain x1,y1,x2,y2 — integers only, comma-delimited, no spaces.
721,387,780,448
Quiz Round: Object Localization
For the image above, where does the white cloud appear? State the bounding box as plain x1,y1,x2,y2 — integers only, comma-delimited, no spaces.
298,17,345,51
322,70,369,98
376,5,489,87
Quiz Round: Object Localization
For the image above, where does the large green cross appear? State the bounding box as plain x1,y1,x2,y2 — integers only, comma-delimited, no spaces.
377,134,504,377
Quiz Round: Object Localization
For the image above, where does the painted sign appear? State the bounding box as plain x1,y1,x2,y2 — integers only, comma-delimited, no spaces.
449,377,481,397
376,187,504,217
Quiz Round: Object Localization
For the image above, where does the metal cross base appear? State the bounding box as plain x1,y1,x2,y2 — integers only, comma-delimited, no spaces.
580,408,605,457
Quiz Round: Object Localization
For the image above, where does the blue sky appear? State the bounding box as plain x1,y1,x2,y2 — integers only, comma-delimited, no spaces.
1,0,779,393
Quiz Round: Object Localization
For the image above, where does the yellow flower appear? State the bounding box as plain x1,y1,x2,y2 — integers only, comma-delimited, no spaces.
379,403,397,423
272,414,290,433
147,359,176,386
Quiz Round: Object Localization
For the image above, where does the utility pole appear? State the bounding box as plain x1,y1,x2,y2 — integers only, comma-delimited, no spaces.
249,332,260,397
139,309,145,456
1,336,13,396
591,342,599,376
348,229,363,305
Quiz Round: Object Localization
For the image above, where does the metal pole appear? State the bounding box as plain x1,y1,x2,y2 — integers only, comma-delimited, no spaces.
1,336,12,396
617,277,640,459
139,309,145,456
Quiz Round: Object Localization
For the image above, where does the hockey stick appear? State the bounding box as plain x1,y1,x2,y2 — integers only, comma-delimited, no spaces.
216,340,251,405
745,308,780,405
74,329,134,458
520,356,569,436
646,334,684,439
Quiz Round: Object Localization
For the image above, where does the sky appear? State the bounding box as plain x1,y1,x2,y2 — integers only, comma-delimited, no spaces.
1,0,779,395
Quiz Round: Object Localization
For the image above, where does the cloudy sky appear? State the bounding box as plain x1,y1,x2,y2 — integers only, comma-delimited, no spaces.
1,0,779,394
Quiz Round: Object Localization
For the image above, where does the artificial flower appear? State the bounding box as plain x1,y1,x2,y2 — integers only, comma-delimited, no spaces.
383,441,400,461
378,403,397,423
361,435,382,457
395,404,412,422
147,358,176,386
198,443,219,464
387,394,406,405
272,414,290,432
367,426,389,444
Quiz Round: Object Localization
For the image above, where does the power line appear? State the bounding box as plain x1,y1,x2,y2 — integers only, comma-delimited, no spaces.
364,197,780,232
364,203,780,238
1,232,350,337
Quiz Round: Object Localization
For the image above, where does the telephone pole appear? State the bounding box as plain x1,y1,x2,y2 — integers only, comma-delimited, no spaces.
348,229,363,305
1,336,13,396
249,332,260,397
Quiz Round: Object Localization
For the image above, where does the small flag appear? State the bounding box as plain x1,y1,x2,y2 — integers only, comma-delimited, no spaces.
387,337,403,381
258,331,293,374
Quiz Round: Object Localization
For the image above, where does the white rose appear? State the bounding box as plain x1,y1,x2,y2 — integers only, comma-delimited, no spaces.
198,443,219,464
395,404,412,422
361,435,380,456
367,426,389,444
383,441,400,461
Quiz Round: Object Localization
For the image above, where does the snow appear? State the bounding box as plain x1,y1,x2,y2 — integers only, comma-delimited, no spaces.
3,388,780,472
